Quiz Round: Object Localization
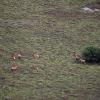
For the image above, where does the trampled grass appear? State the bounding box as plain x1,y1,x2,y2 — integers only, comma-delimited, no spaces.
0,0,100,100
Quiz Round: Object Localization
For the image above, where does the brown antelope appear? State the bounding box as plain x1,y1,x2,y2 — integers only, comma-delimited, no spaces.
11,63,18,72
32,52,40,59
79,58,86,64
73,52,81,60
11,53,16,60
73,52,85,64
17,53,22,59
11,52,22,60
31,65,39,71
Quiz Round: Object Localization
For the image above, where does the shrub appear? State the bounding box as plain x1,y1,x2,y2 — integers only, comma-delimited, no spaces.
82,46,100,63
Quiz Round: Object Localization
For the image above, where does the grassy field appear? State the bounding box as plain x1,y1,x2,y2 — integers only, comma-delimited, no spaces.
0,0,100,100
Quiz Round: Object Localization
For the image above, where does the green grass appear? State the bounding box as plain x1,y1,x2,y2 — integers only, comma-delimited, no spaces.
0,0,100,100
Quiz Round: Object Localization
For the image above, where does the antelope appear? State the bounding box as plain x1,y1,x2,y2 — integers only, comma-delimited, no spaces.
73,52,81,61
17,53,22,59
31,65,39,71
11,53,16,60
79,58,86,64
73,52,85,64
32,52,40,59
11,63,18,72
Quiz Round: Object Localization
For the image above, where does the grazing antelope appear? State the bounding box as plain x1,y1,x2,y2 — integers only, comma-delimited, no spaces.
73,52,85,64
79,58,86,64
73,52,81,61
11,63,18,72
11,53,16,60
32,52,40,59
17,53,22,59
31,65,39,72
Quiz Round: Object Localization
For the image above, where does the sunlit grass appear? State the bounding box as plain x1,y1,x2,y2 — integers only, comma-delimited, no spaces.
0,0,100,100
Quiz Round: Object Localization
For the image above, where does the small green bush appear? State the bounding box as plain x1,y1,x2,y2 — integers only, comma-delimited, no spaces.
82,46,100,63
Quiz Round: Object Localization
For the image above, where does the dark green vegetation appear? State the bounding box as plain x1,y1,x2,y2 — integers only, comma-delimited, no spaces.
82,46,100,63
0,0,100,100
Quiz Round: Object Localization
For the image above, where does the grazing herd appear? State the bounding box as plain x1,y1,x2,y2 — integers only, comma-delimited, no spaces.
0,48,85,74
10,51,40,73
0,48,40,73
73,52,85,64
11,52,23,72
11,51,22,60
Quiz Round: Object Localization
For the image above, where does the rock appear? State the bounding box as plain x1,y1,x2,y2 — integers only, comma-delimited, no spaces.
82,7,94,13
82,7,100,13
94,8,100,12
